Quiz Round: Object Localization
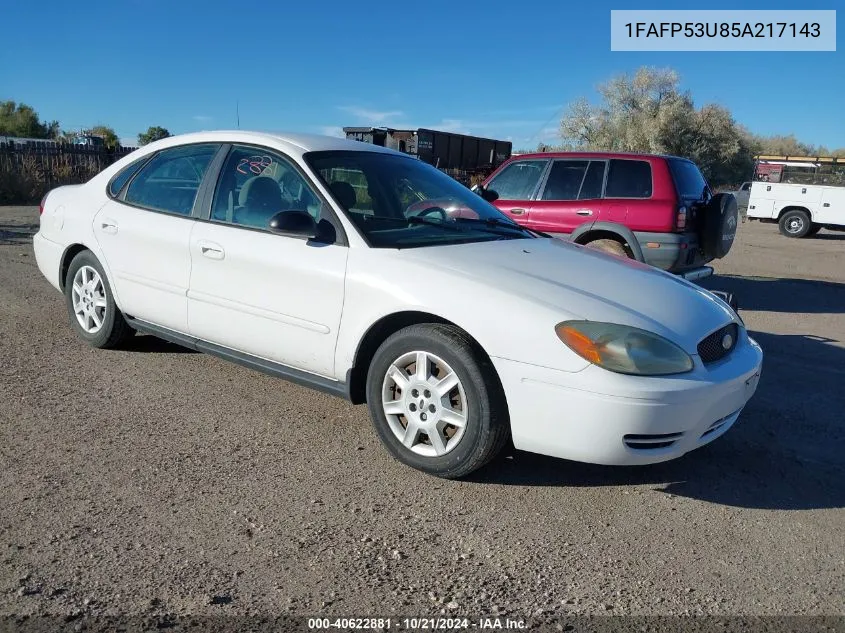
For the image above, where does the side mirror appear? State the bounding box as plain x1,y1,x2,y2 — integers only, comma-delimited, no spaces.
268,209,318,239
471,184,499,203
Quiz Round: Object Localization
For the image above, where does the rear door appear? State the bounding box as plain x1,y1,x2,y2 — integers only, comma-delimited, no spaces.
93,143,222,333
528,159,606,235
484,158,550,222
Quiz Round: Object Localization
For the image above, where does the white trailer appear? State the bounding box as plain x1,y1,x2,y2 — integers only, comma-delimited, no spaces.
747,155,845,238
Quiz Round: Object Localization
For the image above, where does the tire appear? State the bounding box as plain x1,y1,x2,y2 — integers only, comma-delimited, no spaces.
64,250,134,349
778,209,811,238
365,324,510,479
807,224,822,237
584,238,630,259
701,193,738,259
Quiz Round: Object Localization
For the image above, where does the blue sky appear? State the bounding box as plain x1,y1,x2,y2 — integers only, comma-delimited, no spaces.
1,0,841,149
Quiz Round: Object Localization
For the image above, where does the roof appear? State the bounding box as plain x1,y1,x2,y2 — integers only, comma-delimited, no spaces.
511,150,693,162
139,130,405,158
756,155,843,163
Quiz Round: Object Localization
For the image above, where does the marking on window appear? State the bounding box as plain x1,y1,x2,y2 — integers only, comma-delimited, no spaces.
237,155,273,175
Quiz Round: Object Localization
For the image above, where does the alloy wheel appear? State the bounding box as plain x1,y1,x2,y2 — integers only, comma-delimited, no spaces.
381,350,468,457
71,265,107,334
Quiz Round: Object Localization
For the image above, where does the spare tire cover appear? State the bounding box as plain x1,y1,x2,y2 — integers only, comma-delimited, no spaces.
703,193,738,259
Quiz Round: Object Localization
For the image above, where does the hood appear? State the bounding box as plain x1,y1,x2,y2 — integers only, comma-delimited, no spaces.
401,237,737,353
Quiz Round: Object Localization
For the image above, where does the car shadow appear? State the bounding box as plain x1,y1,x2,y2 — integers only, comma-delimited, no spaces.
469,330,845,511
122,334,198,354
698,274,845,314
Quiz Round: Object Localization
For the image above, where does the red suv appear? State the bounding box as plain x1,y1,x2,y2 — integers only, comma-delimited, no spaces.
477,152,738,280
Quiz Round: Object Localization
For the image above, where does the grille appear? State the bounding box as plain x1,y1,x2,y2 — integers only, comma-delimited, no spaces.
623,431,684,450
697,323,739,363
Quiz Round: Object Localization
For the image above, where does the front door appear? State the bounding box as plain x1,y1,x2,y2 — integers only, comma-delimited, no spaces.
485,158,550,224
186,144,348,377
92,143,221,332
527,159,607,236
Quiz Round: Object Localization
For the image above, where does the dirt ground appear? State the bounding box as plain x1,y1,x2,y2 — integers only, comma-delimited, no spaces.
0,207,842,630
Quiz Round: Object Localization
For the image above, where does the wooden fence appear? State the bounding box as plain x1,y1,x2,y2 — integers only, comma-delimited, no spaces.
0,142,139,204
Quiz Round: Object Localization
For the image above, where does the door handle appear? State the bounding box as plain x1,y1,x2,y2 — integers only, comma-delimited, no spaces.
197,240,225,260
100,219,118,234
510,208,526,215
576,209,594,216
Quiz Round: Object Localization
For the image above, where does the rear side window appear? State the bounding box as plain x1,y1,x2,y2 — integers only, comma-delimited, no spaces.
668,159,708,199
124,144,220,215
605,159,652,198
486,159,548,200
108,155,149,197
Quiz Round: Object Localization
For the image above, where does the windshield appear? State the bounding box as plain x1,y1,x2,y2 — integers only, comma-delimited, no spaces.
304,150,536,248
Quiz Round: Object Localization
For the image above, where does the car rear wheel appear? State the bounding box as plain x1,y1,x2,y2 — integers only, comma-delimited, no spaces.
366,324,509,479
584,238,629,259
779,210,811,238
64,250,134,349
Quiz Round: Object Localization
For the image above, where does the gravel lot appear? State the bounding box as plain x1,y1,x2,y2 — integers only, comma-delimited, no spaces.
1,206,843,628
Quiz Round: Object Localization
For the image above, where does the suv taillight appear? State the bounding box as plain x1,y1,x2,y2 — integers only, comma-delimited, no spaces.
39,192,48,216
676,205,687,230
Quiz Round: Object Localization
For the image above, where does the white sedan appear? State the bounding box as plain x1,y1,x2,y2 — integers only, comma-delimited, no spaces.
33,131,763,478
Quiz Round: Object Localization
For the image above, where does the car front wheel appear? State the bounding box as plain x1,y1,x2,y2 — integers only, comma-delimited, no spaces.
366,324,509,479
64,250,134,349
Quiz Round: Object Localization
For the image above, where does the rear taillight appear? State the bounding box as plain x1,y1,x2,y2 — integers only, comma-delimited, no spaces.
676,205,687,230
39,192,49,216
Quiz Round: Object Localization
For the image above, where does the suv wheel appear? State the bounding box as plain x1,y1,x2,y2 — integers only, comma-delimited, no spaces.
701,193,738,259
366,324,510,479
779,209,811,238
584,238,629,259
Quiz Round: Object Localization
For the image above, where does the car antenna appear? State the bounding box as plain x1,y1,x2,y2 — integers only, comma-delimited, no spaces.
236,101,240,129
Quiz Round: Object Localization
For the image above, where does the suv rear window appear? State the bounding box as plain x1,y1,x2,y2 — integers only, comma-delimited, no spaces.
605,159,652,198
668,159,708,200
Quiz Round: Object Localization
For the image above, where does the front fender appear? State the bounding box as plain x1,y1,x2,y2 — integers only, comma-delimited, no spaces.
333,250,592,381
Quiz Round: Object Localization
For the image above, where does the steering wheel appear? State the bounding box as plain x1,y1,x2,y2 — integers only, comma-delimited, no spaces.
409,205,448,221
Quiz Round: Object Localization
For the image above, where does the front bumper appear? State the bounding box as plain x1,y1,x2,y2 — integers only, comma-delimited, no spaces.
492,333,763,466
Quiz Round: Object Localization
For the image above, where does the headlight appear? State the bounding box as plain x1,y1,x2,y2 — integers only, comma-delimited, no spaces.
555,321,694,376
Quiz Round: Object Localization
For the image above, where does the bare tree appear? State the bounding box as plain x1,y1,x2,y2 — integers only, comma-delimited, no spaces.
558,66,755,185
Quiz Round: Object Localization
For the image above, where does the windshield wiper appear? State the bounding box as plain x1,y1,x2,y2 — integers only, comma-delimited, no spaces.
406,215,465,232
454,217,537,237
356,214,466,232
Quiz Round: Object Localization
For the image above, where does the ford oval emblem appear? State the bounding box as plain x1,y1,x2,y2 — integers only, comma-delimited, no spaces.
721,333,734,350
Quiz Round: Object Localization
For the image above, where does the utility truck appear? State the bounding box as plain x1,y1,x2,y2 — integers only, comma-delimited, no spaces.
746,155,845,238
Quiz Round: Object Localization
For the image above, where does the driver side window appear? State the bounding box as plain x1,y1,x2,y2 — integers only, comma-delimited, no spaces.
211,145,321,230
